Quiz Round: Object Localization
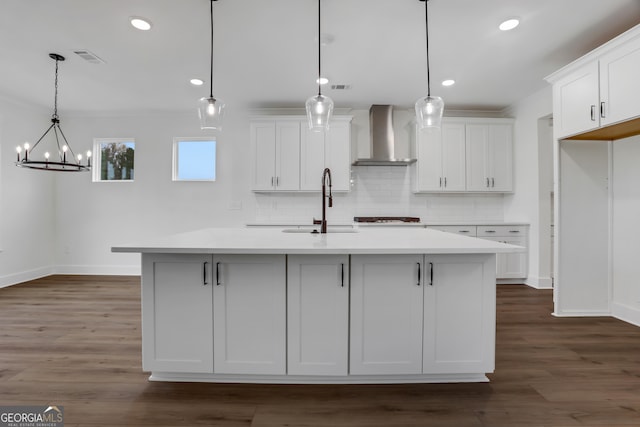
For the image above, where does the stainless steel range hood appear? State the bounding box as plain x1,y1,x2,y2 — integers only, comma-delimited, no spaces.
352,105,417,166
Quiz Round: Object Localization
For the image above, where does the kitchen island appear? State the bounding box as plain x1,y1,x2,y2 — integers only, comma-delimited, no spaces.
112,227,520,384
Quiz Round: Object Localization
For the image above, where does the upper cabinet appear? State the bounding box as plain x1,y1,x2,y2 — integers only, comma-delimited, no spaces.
251,116,352,192
413,118,513,193
466,123,513,192
548,24,640,140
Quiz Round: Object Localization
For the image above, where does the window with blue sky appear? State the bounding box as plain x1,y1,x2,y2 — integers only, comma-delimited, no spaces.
173,138,217,181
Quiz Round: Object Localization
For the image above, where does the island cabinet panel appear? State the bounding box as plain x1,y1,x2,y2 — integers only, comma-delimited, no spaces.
213,255,286,375
141,254,214,374
349,255,424,375
423,255,495,374
287,255,349,376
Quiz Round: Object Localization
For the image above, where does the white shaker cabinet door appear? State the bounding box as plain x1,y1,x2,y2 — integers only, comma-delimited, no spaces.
423,254,495,374
350,254,424,375
600,34,640,127
552,61,600,138
213,254,286,375
141,253,214,374
287,255,349,376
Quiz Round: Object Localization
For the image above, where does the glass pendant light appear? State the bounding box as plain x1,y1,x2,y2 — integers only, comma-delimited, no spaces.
198,0,225,130
306,0,333,132
415,0,444,129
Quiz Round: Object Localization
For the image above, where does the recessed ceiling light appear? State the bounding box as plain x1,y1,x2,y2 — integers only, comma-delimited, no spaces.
190,78,204,86
499,18,520,31
130,16,152,31
316,77,329,85
442,79,455,87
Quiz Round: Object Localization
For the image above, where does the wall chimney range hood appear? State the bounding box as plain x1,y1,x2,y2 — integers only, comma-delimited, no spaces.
352,105,417,166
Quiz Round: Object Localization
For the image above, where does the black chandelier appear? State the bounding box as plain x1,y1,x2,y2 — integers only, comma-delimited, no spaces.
15,53,91,172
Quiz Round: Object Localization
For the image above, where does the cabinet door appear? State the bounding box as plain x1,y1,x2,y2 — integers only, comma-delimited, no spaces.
553,61,600,138
287,255,349,376
465,124,490,191
300,127,325,191
213,255,286,375
600,35,640,126
350,255,424,375
414,126,444,192
423,255,495,374
141,254,213,373
497,236,528,279
325,120,352,192
274,121,301,191
251,121,277,191
440,123,467,191
487,124,513,192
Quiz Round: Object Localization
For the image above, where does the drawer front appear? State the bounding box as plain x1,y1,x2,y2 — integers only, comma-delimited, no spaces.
428,225,477,237
477,225,527,237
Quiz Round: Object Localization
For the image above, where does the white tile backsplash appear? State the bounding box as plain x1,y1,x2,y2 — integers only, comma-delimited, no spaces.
254,166,504,223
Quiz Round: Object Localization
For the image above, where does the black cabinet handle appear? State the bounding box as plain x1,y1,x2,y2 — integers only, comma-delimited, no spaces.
439,177,442,188
600,101,606,119
417,262,421,286
486,177,490,188
491,177,495,188
216,262,221,286
341,263,344,287
591,105,596,121
444,177,447,187
203,262,208,286
509,230,520,233
429,262,434,286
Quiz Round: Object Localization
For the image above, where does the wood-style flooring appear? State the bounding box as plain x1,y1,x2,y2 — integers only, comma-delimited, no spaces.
1,275,640,426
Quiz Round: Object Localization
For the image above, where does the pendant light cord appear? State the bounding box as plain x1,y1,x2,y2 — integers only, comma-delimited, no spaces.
317,0,322,96
209,0,215,98
424,0,431,97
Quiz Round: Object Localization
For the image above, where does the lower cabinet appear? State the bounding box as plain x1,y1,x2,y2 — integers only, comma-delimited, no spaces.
141,253,214,373
476,226,528,280
350,254,495,376
287,255,349,375
141,252,495,380
213,254,286,375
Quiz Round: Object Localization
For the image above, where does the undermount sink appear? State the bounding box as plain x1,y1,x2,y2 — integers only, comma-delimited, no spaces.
281,228,358,234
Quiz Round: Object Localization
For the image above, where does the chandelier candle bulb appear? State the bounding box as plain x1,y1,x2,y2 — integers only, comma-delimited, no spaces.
86,150,92,167
77,153,82,164
16,146,21,161
62,145,68,163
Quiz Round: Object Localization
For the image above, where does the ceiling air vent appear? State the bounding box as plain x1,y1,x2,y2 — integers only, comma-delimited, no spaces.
73,50,105,64
331,84,352,90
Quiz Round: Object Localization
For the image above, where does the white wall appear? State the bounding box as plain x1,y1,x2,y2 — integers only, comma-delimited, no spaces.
0,96,57,286
503,86,554,289
612,135,640,326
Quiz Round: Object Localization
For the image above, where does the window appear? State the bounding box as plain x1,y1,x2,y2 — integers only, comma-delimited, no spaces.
93,138,135,182
173,138,216,181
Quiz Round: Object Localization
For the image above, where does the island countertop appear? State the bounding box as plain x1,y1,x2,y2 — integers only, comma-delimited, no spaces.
111,226,522,255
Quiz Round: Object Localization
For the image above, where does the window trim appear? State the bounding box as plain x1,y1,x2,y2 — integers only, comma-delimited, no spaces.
92,138,136,183
172,137,217,182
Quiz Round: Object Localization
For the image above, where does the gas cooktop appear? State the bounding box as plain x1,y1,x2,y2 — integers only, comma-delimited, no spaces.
353,216,421,223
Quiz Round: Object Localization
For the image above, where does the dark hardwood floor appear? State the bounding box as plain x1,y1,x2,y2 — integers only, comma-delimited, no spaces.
1,275,640,426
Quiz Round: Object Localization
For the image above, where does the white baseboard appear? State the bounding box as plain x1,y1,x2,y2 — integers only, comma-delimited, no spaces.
612,302,640,328
524,276,554,289
552,310,611,317
0,266,55,288
54,265,141,276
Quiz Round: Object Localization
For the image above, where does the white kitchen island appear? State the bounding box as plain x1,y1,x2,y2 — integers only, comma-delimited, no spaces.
112,227,520,384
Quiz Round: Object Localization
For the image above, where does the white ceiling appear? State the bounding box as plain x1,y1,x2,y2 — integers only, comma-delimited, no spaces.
1,0,639,115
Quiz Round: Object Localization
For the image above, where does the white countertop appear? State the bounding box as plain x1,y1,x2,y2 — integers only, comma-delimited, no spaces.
112,227,522,255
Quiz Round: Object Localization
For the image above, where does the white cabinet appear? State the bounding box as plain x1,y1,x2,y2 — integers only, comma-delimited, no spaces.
552,62,601,138
350,254,424,375
477,226,528,279
413,118,513,193
550,28,640,138
251,116,352,192
287,255,349,376
141,254,214,373
466,123,513,192
213,254,286,375
423,255,495,374
300,119,352,192
413,122,466,192
250,120,301,191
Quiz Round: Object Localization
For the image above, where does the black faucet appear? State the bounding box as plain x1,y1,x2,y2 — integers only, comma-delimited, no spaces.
320,168,332,233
